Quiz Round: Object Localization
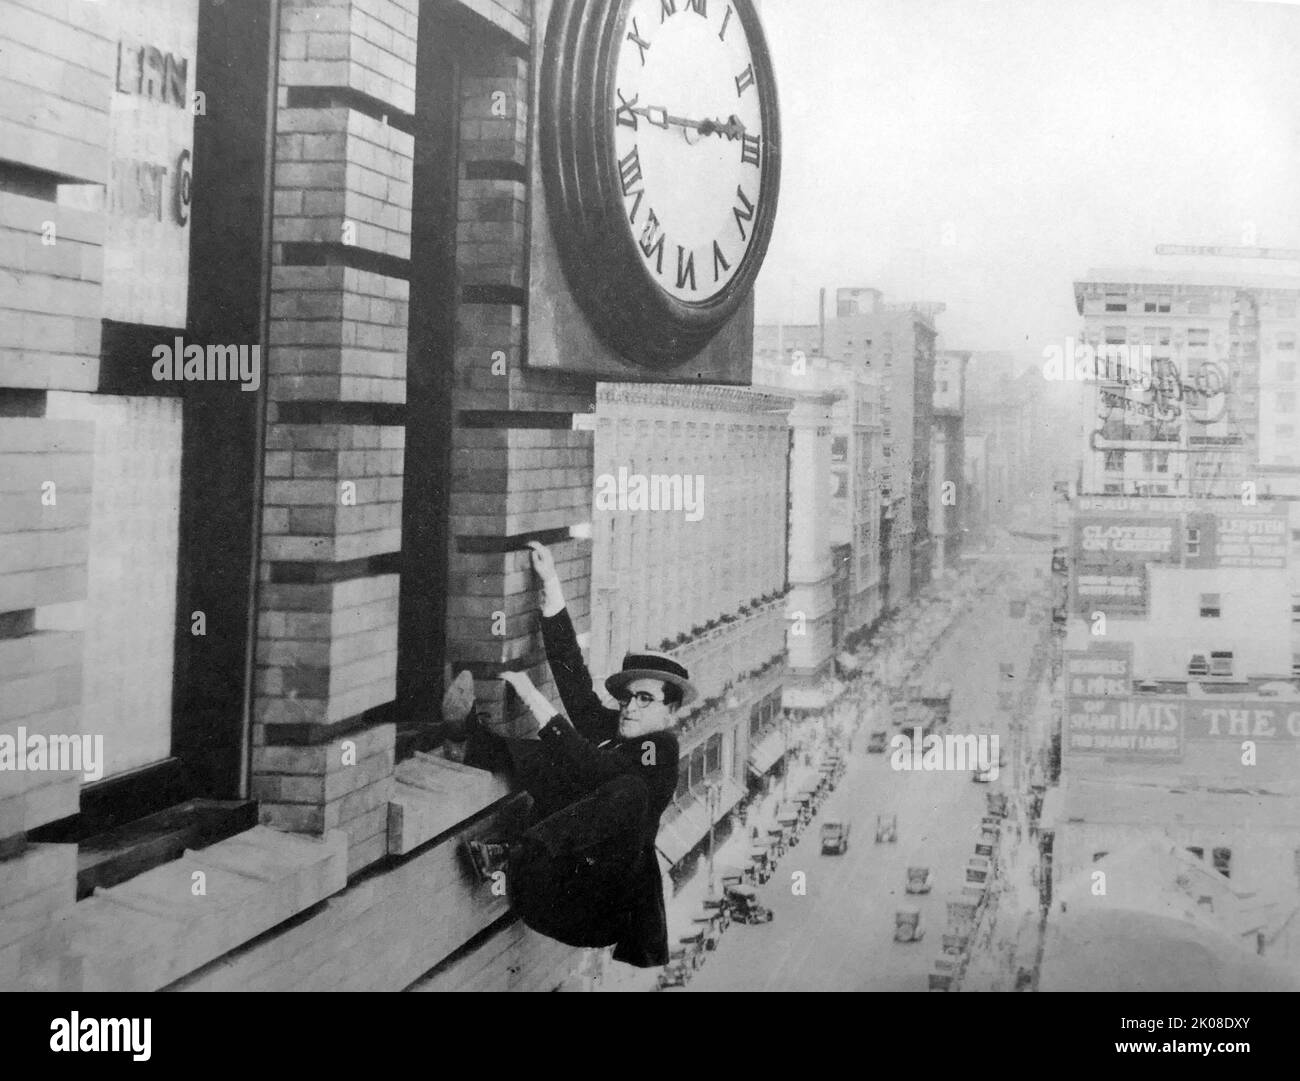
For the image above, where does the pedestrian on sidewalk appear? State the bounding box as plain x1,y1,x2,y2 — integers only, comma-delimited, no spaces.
465,542,698,969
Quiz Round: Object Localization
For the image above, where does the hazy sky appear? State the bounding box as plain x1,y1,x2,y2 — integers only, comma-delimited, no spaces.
753,0,1300,369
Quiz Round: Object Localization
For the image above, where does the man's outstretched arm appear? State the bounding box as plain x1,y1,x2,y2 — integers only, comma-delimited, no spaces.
529,542,617,743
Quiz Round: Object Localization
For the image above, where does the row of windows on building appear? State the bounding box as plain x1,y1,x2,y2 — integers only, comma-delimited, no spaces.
1095,327,1298,348
749,689,782,739
1102,292,1298,320
675,731,726,801
1181,648,1300,679
1102,419,1294,471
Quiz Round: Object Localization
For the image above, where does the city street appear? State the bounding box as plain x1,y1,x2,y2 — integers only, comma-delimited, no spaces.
685,539,1052,992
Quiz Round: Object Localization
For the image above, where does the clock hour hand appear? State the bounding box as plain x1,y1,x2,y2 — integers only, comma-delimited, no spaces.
630,105,747,141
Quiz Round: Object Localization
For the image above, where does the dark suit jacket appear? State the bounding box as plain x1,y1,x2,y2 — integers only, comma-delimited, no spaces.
538,608,677,967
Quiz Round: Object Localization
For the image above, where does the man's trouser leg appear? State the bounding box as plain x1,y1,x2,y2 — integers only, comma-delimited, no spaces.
507,773,650,949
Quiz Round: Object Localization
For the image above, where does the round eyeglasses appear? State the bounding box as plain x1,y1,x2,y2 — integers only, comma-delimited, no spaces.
616,691,664,709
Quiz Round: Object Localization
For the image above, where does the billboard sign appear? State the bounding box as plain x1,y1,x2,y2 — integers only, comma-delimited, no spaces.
1065,696,1183,758
1064,645,1132,698
1072,515,1180,615
1185,508,1288,570
1065,692,1300,762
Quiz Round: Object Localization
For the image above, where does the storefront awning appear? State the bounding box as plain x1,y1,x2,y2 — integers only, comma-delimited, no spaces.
655,815,698,866
747,731,786,777
713,779,746,822
655,781,745,865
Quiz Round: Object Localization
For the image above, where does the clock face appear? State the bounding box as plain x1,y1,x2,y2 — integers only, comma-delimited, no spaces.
610,0,769,304
539,0,781,367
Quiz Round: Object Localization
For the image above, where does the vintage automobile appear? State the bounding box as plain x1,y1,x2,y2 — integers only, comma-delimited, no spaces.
701,896,730,934
692,910,723,950
725,882,774,924
946,893,981,931
894,906,925,943
677,928,707,969
766,825,787,859
867,729,888,753
905,865,934,893
657,947,693,989
820,819,851,855
928,965,954,991
875,813,898,844
920,683,954,725
747,845,773,884
799,783,823,813
986,791,1009,818
942,930,970,956
776,808,801,847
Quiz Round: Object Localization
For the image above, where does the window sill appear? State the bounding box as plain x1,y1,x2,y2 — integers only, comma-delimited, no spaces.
64,825,347,991
386,751,509,856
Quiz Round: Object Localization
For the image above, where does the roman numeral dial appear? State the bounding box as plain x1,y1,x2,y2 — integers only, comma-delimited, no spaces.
538,0,779,365
609,0,774,303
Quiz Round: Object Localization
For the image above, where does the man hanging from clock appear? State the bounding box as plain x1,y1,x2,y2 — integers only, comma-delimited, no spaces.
463,541,696,969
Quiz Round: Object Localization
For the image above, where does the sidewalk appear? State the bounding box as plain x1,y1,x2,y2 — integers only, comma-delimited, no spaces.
960,585,1057,991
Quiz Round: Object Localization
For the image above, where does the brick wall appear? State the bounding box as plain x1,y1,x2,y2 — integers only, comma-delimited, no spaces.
445,41,597,735
0,0,111,984
252,0,417,880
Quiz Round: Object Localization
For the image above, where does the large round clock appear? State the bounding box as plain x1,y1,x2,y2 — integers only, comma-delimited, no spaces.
540,0,781,367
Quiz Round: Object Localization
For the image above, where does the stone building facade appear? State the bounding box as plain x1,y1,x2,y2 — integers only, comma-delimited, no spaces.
1072,268,1300,500
589,382,791,866
1,0,763,992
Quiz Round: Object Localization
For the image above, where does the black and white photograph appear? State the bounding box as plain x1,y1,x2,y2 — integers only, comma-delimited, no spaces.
1,0,1299,1031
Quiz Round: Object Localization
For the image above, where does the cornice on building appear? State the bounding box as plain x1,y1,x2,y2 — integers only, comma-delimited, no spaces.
1074,270,1300,315
596,380,795,417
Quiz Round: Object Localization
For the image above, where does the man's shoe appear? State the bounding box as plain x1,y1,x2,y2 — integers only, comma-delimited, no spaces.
465,839,510,882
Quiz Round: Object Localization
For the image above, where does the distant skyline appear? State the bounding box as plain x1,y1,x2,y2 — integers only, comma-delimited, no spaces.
752,0,1300,371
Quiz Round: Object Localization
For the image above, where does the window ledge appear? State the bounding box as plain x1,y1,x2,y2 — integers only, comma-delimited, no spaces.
387,751,510,856
65,825,347,991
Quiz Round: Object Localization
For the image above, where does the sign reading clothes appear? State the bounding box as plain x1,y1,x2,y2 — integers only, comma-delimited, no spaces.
1071,515,1181,615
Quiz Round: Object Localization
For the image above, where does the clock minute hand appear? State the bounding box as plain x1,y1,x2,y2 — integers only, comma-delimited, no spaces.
631,106,747,141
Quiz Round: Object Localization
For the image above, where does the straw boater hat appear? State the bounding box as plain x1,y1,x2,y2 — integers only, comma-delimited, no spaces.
605,650,698,707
